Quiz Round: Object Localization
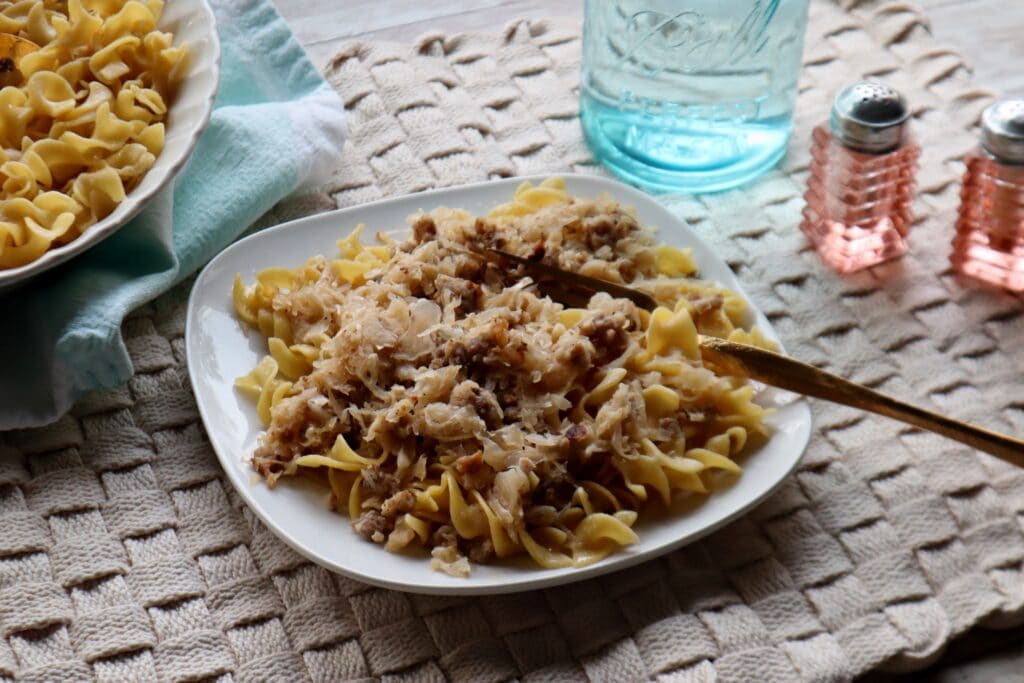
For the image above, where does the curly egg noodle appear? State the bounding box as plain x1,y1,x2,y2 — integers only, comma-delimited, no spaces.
0,0,187,269
232,178,777,575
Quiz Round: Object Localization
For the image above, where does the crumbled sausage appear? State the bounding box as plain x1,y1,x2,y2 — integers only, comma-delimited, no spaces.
361,467,398,499
580,209,639,251
352,510,389,544
412,215,436,243
381,489,416,518
578,311,630,363
451,380,503,427
431,524,457,548
453,451,495,491
435,274,483,313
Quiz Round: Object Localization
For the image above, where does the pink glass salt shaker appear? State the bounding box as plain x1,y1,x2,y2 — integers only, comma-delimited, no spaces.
801,83,920,273
951,100,1024,292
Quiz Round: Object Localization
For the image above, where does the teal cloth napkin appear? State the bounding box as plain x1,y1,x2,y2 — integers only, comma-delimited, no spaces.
0,0,346,429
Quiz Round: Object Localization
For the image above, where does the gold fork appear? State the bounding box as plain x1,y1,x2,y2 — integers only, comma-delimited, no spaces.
487,248,1024,468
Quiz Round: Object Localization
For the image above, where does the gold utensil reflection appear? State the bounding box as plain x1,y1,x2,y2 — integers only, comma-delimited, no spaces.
486,247,1024,469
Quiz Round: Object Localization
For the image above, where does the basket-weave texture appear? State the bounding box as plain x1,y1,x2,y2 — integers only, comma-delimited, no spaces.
2,1,1023,681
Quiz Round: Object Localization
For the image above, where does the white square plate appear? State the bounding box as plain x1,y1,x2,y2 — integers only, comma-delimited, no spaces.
186,174,812,595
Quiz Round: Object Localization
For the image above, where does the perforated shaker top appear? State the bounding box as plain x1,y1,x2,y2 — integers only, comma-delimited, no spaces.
830,81,911,153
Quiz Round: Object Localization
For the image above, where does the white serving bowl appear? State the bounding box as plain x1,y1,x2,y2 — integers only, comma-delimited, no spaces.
0,0,221,289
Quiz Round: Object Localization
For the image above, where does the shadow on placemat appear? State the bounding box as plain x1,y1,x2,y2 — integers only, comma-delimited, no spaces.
859,623,1024,682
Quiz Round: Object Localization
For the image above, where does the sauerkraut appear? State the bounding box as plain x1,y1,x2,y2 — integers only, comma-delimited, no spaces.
233,178,772,574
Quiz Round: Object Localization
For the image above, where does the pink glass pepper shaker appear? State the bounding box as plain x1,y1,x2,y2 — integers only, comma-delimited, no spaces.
951,100,1024,292
801,83,920,273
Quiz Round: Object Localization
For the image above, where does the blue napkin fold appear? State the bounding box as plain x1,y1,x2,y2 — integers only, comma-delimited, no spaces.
0,0,346,429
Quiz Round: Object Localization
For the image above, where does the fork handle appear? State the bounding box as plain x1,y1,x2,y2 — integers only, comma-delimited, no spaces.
698,337,1024,469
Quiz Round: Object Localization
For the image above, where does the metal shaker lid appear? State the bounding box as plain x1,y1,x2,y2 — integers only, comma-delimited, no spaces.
829,82,910,153
980,100,1024,163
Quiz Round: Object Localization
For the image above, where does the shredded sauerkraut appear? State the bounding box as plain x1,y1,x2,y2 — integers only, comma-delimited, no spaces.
233,178,773,574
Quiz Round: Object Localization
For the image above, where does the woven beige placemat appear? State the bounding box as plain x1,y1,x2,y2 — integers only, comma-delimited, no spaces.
2,1,1023,681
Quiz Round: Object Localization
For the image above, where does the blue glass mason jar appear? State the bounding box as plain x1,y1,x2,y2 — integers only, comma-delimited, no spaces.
581,0,810,193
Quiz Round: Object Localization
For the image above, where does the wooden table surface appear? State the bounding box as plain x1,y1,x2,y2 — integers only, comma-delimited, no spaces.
271,1,1024,680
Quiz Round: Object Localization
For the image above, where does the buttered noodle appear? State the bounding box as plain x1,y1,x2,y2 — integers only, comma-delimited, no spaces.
233,179,775,575
0,0,187,269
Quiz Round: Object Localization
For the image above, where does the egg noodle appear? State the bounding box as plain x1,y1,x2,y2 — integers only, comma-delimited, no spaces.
233,178,776,575
0,0,187,269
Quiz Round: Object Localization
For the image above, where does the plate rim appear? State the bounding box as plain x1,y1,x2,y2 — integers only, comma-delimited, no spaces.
0,0,223,288
186,173,812,595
